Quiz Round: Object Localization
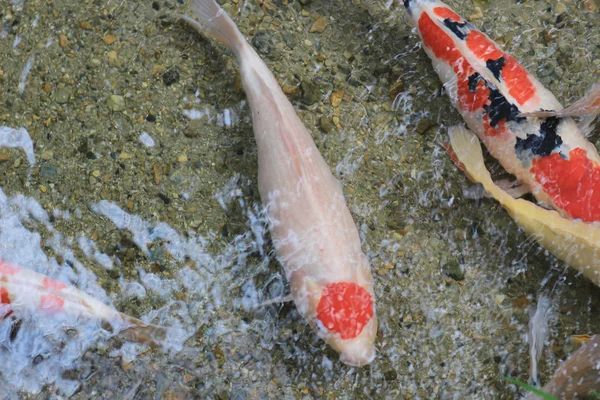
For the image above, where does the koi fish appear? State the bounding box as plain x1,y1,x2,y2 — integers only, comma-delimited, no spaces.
181,0,377,365
403,0,600,222
0,259,167,346
448,126,600,286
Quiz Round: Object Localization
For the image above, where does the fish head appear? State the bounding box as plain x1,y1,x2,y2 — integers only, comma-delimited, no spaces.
289,269,377,366
402,0,430,23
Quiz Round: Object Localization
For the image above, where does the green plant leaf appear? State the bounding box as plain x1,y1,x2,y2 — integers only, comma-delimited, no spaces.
502,376,558,400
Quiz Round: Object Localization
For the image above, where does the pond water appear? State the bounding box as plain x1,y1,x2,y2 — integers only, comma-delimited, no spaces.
0,0,599,398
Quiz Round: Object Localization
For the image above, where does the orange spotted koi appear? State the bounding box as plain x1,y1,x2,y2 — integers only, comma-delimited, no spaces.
0,259,167,346
404,0,600,222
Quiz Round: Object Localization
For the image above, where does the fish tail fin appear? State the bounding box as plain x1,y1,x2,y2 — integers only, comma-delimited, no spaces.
447,126,509,202
117,313,169,348
179,0,245,54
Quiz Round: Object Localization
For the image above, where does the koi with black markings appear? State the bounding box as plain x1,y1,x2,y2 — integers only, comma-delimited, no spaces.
404,0,600,222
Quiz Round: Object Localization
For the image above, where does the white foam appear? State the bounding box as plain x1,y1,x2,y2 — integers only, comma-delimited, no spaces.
0,126,36,165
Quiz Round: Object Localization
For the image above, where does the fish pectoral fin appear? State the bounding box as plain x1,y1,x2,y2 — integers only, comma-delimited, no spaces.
494,179,530,199
257,294,294,308
519,83,600,119
442,136,477,183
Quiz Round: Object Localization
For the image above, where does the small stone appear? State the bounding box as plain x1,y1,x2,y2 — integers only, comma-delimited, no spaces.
330,90,344,107
59,34,68,48
103,34,117,45
79,20,93,30
107,95,125,112
152,64,167,77
442,261,464,281
584,0,598,12
468,7,483,20
41,151,53,160
43,83,52,93
39,185,47,193
320,116,333,133
0,153,9,162
298,0,311,5
107,50,119,66
301,9,310,17
304,39,313,47
332,116,341,129
301,79,321,105
177,154,188,163
388,80,404,99
252,32,271,54
416,118,434,135
92,170,101,177
162,68,180,86
119,151,133,160
310,16,327,33
54,88,70,104
554,2,567,14
281,83,299,99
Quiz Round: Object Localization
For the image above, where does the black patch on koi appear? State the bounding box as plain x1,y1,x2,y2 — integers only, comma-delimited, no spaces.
443,19,469,40
468,72,483,93
403,0,411,8
486,57,506,81
515,117,562,157
483,88,524,127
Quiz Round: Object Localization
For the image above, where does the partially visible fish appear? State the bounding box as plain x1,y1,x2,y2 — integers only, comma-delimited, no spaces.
0,260,167,346
180,0,377,366
403,0,600,222
528,335,600,399
448,126,600,286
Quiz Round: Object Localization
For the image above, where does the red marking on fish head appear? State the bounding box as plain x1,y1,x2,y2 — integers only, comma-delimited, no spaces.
433,6,462,22
0,287,13,319
532,148,600,222
40,294,65,314
43,277,68,291
316,281,374,340
0,261,21,276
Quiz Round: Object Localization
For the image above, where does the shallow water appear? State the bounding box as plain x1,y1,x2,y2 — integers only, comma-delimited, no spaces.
0,0,599,398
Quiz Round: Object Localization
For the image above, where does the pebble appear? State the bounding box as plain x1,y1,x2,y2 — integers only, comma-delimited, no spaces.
107,94,125,112
310,17,327,33
119,151,133,160
554,2,567,14
330,90,343,107
177,154,188,163
103,34,117,45
92,170,101,177
41,150,53,160
79,20,93,30
59,33,68,48
304,39,313,47
162,68,180,86
320,116,333,133
54,88,70,104
301,79,321,105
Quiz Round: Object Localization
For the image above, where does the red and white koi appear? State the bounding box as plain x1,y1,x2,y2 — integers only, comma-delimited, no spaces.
0,259,167,346
404,0,600,222
181,0,377,366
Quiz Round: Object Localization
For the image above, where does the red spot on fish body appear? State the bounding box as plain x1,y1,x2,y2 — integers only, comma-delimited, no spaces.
0,287,13,318
418,14,490,113
465,30,537,105
43,277,68,291
40,294,65,314
0,261,21,276
531,148,600,222
316,282,373,340
482,114,509,138
433,6,462,22
465,31,503,61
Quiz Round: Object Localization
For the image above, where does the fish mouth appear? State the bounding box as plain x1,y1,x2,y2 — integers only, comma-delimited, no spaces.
339,341,376,367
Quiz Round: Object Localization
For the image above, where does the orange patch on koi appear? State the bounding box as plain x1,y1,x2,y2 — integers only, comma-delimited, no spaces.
0,287,13,318
465,31,536,105
317,282,373,340
40,294,65,314
531,148,600,222
433,6,462,22
0,261,21,275
43,277,68,291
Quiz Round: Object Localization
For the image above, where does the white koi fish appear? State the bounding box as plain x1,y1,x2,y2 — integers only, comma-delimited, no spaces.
0,260,168,346
181,0,377,366
404,0,600,222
